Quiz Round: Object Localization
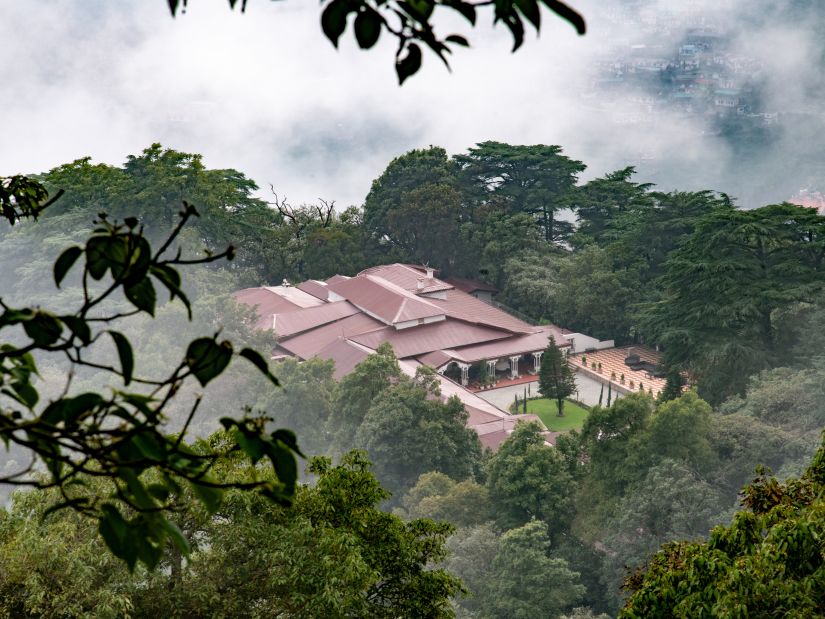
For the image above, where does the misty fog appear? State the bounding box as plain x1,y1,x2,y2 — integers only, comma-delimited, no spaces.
2,0,824,207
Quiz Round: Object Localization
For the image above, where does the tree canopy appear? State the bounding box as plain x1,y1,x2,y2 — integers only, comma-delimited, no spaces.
622,435,825,618
0,448,463,617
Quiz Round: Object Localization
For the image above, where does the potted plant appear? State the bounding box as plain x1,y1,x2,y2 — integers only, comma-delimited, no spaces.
591,361,597,370
597,362,602,373
611,371,617,381
629,380,635,389
620,373,625,384
639,382,644,391
581,355,587,366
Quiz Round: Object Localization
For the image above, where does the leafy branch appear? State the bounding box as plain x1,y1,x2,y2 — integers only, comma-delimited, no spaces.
0,180,302,571
166,0,586,84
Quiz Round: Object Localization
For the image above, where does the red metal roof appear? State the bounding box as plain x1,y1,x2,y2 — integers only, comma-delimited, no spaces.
358,263,453,294
473,415,553,450
313,337,371,380
233,287,301,329
296,279,329,301
441,325,569,363
325,274,350,285
277,312,384,359
416,350,453,369
348,318,512,358
326,274,445,325
429,288,534,334
273,301,359,338
445,276,498,294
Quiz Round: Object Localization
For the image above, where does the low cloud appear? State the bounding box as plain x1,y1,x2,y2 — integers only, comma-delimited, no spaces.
1,0,823,207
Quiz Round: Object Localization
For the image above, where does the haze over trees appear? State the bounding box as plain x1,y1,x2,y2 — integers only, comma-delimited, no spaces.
3,1,825,615
1,140,824,616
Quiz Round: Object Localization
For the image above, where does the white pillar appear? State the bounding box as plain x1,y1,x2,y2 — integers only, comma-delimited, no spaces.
488,359,498,381
459,363,470,386
533,352,543,373
510,356,520,379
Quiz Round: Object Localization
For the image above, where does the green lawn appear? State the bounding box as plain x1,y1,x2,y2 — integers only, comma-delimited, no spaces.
510,398,590,432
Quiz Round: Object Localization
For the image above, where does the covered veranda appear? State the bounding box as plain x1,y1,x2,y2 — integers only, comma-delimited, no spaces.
440,351,546,390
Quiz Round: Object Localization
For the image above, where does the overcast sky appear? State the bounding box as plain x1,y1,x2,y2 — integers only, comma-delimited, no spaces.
1,0,822,207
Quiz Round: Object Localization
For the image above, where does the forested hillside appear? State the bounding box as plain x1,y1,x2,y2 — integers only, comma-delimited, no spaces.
1,144,823,616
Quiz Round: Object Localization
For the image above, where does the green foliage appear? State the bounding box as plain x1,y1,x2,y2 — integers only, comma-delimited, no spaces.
445,523,502,616
486,421,573,531
720,360,825,436
641,203,825,405
0,181,301,571
553,246,644,342
446,520,585,619
538,336,576,416
658,366,686,402
0,175,63,225
516,397,590,432
621,435,825,617
0,449,464,617
571,166,654,248
354,367,483,498
363,147,462,266
256,357,337,457
600,459,730,609
399,471,494,527
483,520,585,618
455,141,585,245
328,342,401,452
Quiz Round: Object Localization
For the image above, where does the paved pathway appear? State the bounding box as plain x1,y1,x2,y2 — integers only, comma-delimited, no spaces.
476,370,621,410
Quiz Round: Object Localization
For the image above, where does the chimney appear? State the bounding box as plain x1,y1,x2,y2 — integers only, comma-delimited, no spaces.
417,277,426,290
425,267,434,279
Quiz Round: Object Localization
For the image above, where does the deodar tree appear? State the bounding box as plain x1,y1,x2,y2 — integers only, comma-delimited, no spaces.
642,203,825,405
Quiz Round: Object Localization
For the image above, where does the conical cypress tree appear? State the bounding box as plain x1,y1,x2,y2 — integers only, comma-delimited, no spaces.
539,336,576,417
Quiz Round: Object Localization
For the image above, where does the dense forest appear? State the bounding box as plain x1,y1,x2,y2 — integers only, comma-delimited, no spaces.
1,143,824,617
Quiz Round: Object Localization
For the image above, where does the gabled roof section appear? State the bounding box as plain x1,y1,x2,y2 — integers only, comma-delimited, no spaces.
277,312,384,360
445,275,498,294
262,286,325,309
233,287,302,329
429,288,534,334
348,318,512,358
440,325,569,364
273,301,359,338
326,274,445,326
325,274,350,286
296,279,329,301
313,337,371,380
358,263,453,294
416,350,453,369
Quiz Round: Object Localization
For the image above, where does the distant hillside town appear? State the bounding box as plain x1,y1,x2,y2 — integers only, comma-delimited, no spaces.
585,10,777,134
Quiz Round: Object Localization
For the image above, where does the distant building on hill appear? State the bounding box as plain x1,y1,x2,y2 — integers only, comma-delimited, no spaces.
234,263,614,449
